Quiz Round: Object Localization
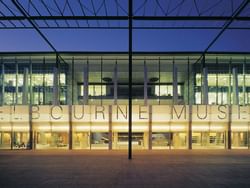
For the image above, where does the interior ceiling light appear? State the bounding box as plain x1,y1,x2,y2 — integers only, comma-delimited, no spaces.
102,77,112,82
149,77,159,82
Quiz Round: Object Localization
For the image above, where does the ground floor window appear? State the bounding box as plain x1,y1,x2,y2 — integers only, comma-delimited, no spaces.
172,132,187,149
2,124,250,150
36,132,68,149
231,132,249,149
152,132,187,149
91,132,109,149
152,133,171,149
13,132,30,149
112,132,146,149
73,132,90,149
0,132,11,149
192,132,225,149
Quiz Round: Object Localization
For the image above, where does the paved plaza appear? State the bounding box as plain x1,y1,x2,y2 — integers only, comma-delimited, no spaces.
0,150,250,188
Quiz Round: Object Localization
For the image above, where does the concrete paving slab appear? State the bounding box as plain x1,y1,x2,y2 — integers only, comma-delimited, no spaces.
0,150,250,188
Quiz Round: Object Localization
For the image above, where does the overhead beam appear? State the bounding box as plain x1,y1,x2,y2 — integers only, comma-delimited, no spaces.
1,16,250,21
133,16,250,21
203,0,250,54
11,0,66,64
1,26,250,30
195,0,249,64
11,0,58,52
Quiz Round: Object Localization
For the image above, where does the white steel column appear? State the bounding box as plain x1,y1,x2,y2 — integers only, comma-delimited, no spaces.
113,61,118,105
53,67,59,105
83,62,89,105
15,62,18,104
243,59,246,105
232,67,239,105
1,62,4,105
22,68,29,105
202,67,208,104
173,62,178,104
144,61,148,105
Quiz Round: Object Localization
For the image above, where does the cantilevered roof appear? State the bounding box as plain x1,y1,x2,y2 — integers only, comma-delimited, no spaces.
0,0,249,29
0,0,250,54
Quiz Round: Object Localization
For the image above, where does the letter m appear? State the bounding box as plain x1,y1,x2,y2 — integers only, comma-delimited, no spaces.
172,105,186,120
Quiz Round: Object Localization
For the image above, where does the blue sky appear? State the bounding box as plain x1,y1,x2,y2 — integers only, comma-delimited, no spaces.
0,0,249,52
0,28,250,52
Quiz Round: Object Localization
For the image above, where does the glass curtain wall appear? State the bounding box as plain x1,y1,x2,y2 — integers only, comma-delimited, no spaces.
194,56,250,105
0,54,249,106
0,54,250,150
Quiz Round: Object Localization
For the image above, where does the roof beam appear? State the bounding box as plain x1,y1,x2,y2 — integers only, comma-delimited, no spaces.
11,0,60,57
196,0,249,64
1,26,250,30
1,16,250,21
204,0,250,54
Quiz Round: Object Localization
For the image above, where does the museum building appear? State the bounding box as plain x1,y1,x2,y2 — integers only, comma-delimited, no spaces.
0,52,249,150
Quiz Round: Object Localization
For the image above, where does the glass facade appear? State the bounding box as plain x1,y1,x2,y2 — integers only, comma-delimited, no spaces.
0,53,250,150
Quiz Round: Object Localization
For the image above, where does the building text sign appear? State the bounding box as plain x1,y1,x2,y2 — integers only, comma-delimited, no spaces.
0,105,249,123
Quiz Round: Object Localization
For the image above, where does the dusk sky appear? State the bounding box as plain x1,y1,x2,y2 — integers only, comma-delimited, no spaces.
0,0,250,52
1,29,250,52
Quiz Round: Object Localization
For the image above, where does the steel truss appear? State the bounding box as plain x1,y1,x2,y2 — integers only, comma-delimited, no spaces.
0,1,249,30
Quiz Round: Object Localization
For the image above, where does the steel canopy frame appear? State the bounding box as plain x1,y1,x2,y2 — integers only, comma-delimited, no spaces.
195,0,250,65
0,0,249,159
1,1,250,29
1,15,250,21
0,15,250,30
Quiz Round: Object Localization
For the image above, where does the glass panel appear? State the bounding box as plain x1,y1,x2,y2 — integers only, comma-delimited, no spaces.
4,71,16,105
152,132,171,149
192,132,225,149
36,132,68,149
88,85,106,96
172,132,187,149
73,132,90,149
91,132,109,149
44,73,53,105
0,132,11,149
113,132,145,149
232,132,248,148
195,73,202,104
13,132,30,149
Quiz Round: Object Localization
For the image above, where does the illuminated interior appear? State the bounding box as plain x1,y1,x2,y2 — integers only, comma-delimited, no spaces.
0,53,250,150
